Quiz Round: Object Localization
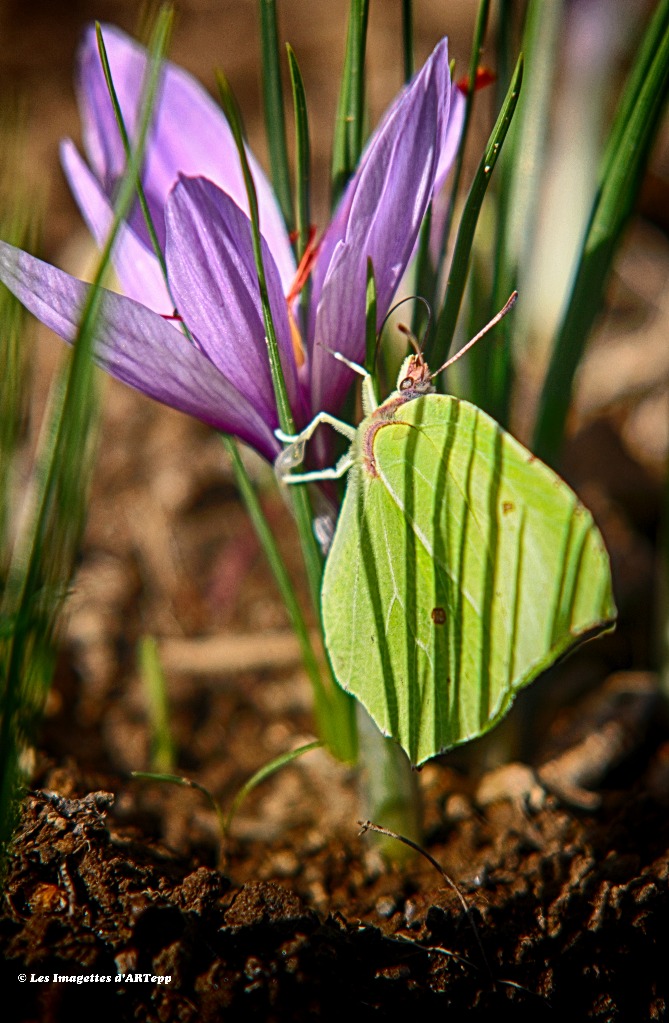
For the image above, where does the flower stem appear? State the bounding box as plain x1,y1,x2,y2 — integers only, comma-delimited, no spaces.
217,72,358,763
356,705,421,862
224,438,356,761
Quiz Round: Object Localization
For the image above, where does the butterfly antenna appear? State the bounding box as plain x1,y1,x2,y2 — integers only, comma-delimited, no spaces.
397,322,422,356
430,291,518,380
375,295,432,367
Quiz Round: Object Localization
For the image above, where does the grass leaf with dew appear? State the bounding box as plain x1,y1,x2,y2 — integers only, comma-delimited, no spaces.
434,0,491,286
431,54,523,371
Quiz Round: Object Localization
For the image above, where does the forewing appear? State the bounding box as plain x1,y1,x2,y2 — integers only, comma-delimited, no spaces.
322,396,615,766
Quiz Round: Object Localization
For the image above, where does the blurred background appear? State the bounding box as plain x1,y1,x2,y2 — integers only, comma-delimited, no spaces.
1,0,667,461
0,0,667,795
0,0,485,256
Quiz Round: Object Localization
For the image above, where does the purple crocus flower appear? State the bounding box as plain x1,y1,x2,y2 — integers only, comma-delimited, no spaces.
0,24,462,463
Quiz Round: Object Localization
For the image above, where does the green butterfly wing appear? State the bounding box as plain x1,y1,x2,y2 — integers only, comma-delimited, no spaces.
322,394,616,766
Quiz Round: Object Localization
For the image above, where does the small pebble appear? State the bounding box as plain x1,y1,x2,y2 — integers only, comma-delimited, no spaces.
271,850,300,877
444,793,472,821
375,895,396,919
404,898,421,927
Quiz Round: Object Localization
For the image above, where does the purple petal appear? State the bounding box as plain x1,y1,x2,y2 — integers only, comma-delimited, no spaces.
0,241,279,460
429,84,466,261
166,175,302,419
434,84,465,194
76,23,295,292
61,139,170,314
310,39,452,416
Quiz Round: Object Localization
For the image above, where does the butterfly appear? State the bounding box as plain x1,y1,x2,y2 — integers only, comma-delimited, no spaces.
275,294,616,766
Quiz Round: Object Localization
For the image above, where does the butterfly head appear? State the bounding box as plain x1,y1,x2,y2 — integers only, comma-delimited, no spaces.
396,353,436,398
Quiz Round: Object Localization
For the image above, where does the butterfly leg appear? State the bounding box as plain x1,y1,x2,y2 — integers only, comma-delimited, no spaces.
274,412,356,484
330,352,378,415
281,451,354,485
275,412,356,447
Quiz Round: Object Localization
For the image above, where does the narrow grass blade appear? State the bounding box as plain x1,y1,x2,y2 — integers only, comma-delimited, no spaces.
494,0,514,111
97,23,195,345
364,257,378,405
216,71,320,593
598,0,669,191
331,0,369,208
4,9,173,620
0,212,36,572
96,24,166,282
485,0,564,424
224,437,355,762
131,770,227,864
432,55,523,372
139,636,176,773
0,218,31,853
224,740,322,835
435,0,491,282
217,71,293,435
0,6,174,873
216,70,357,762
533,5,669,465
286,45,311,264
660,464,669,704
402,0,414,82
410,204,436,342
286,42,312,331
258,0,293,229
501,0,563,283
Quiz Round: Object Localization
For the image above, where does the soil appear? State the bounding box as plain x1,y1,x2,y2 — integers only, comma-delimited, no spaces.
2,2,669,1020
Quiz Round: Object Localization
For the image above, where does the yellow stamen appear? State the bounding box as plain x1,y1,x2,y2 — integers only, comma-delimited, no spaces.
288,305,306,368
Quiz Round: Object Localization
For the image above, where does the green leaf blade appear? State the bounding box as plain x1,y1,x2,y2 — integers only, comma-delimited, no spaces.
257,0,294,229
331,0,369,209
533,3,669,464
432,54,524,369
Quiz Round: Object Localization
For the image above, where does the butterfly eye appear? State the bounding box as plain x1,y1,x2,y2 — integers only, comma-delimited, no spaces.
399,378,413,391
